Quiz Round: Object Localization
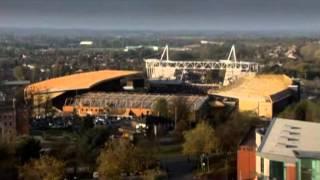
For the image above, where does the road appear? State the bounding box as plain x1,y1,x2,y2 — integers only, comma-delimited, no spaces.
160,155,196,180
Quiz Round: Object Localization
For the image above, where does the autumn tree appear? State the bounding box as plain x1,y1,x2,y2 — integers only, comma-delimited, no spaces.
279,100,320,122
152,98,169,117
169,96,192,134
97,139,155,179
182,121,218,155
215,111,258,151
13,66,26,80
19,155,65,180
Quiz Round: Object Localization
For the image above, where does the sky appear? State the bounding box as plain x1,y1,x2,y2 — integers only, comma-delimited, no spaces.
0,0,319,31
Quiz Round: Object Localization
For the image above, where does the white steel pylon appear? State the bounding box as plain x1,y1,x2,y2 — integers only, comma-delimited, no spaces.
160,44,169,61
144,44,259,83
227,44,237,62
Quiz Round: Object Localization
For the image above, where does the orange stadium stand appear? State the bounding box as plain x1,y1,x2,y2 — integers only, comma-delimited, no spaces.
210,74,294,118
24,70,140,99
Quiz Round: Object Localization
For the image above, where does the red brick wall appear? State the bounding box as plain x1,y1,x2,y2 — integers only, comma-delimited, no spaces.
16,107,30,135
0,109,16,142
237,146,256,180
286,165,296,180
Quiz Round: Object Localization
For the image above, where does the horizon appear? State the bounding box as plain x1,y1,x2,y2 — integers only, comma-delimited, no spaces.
1,0,320,32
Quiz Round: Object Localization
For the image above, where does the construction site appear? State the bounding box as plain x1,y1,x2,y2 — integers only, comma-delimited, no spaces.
24,45,299,119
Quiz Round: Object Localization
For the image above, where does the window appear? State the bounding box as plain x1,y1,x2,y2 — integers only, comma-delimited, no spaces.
286,145,298,148
300,159,320,180
289,132,300,135
270,161,284,180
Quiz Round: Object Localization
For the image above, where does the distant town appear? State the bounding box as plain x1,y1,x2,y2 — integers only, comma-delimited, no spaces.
0,31,320,180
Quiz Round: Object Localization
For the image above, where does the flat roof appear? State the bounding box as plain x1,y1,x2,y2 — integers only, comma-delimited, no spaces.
258,118,320,163
294,150,320,160
210,74,292,101
25,70,140,95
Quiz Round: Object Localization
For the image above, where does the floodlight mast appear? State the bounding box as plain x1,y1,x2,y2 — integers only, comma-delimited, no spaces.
227,44,237,62
160,44,169,61
144,44,259,85
161,44,236,62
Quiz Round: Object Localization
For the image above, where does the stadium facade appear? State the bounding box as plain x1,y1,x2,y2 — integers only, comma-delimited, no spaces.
210,74,299,118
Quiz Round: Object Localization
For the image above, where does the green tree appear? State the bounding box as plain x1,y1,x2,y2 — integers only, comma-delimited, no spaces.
152,98,169,117
16,137,41,164
0,143,15,169
19,155,65,180
78,127,110,163
182,121,218,155
279,100,320,122
80,115,94,133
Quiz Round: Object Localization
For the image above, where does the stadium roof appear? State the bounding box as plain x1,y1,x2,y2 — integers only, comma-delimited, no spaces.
210,74,292,101
25,70,140,96
257,118,320,163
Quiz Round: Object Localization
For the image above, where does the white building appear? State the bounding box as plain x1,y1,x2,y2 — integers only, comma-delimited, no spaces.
80,41,93,46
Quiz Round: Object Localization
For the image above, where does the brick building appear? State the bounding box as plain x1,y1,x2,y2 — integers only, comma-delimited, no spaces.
257,118,320,180
0,101,16,142
237,118,320,180
237,126,267,180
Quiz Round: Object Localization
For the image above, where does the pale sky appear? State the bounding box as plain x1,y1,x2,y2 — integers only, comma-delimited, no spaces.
0,0,319,31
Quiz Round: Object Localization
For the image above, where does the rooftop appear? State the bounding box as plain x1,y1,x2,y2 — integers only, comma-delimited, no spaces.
258,118,320,163
210,74,292,101
25,70,140,95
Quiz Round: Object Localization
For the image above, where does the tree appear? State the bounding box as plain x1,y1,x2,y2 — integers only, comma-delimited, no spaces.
16,137,41,164
0,143,17,179
279,100,320,122
13,66,26,80
77,127,110,163
19,155,65,180
0,143,15,169
215,111,258,151
182,121,218,155
169,96,192,134
30,65,40,82
97,139,154,179
80,115,94,133
152,98,169,117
